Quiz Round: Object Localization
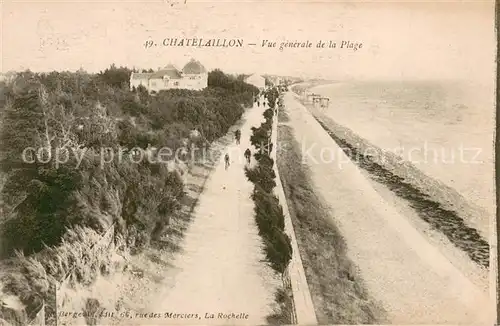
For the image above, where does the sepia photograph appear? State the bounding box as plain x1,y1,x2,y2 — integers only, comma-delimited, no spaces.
0,1,497,325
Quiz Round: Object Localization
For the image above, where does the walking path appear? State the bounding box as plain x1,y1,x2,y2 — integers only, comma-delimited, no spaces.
282,92,493,324
135,97,280,325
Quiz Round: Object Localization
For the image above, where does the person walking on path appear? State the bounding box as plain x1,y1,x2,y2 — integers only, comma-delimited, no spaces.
244,148,251,164
224,153,230,170
235,129,241,145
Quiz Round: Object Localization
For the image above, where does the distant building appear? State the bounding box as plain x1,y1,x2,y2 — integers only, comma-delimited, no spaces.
130,59,208,93
244,74,266,90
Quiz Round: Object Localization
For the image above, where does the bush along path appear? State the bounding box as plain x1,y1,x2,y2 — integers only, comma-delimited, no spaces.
244,88,295,324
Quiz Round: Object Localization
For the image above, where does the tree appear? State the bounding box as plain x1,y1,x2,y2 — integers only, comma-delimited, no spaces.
97,64,132,89
0,83,85,255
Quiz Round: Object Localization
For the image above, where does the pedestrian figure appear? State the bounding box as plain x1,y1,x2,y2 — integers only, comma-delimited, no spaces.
257,101,260,107
234,129,241,145
224,153,230,170
244,148,251,164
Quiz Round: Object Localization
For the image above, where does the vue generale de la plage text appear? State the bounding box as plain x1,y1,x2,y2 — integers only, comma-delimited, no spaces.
144,37,363,51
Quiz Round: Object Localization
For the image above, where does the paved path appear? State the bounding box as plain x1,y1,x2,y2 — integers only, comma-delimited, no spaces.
135,98,279,325
282,92,493,325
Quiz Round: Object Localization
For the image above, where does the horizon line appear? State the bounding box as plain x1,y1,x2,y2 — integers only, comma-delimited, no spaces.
0,68,485,85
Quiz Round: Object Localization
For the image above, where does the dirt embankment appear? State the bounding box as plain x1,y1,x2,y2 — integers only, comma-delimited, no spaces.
276,109,387,324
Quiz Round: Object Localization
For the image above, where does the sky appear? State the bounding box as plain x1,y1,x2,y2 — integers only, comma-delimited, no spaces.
0,0,496,83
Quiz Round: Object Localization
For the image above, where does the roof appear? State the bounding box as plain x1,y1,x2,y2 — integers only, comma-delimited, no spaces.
182,59,207,74
163,64,179,70
131,73,153,80
130,60,206,80
245,74,265,84
245,73,265,80
150,66,183,79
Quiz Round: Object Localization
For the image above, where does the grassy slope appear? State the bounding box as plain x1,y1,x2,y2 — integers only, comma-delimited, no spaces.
276,108,387,324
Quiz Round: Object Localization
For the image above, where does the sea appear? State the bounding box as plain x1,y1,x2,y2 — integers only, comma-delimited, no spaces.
311,80,496,218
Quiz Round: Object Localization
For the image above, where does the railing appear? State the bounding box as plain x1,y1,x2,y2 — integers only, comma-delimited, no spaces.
25,222,116,326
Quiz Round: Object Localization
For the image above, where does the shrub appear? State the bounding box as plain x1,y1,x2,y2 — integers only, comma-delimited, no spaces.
0,225,115,323
245,89,292,275
0,67,257,325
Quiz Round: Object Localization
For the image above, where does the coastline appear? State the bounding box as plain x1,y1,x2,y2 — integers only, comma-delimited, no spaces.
287,84,491,294
307,82,494,237
281,90,491,324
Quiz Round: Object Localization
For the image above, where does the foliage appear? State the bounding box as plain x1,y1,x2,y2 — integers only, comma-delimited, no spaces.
264,87,279,109
0,66,257,321
245,88,292,275
0,67,254,254
245,156,276,193
97,64,132,90
0,225,120,325
266,287,293,325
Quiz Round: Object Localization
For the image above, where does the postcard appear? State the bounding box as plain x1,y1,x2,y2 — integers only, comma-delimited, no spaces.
0,1,496,325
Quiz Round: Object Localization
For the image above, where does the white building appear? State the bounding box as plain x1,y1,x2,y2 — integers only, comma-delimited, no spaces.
130,59,208,93
244,74,266,90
